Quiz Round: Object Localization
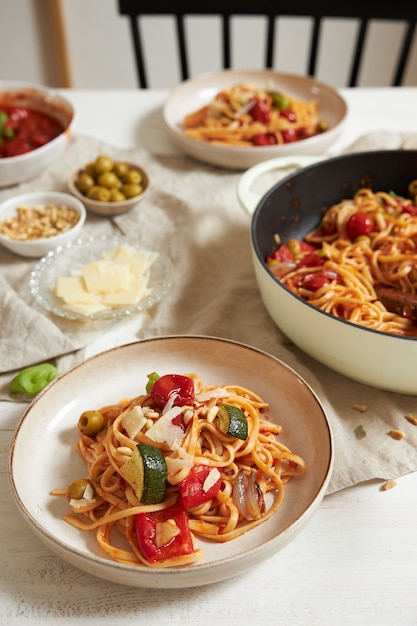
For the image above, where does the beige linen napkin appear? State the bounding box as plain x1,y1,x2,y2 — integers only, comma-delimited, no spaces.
1,132,416,495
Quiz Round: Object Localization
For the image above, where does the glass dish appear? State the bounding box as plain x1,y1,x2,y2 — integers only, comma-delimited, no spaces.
29,234,173,321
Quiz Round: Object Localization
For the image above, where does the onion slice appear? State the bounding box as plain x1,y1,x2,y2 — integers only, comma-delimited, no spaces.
232,470,265,521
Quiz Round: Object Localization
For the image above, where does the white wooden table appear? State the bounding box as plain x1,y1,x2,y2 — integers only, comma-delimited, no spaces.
1,87,417,625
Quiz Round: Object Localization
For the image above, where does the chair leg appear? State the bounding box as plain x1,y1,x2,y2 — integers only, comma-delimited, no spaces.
222,15,231,68
129,16,148,88
349,18,368,87
176,15,189,81
393,21,416,86
266,15,275,68
308,17,321,77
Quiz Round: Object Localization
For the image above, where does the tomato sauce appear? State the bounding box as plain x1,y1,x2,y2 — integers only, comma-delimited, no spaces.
0,105,64,158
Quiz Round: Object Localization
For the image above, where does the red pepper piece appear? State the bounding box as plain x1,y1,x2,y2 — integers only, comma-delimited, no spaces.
179,465,222,508
135,502,194,563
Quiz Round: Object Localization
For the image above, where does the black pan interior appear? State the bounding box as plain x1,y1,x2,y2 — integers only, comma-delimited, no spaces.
252,150,417,262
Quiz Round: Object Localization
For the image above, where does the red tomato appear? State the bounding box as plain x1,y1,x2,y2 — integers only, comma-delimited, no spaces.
0,105,63,158
267,241,320,266
135,502,194,563
150,374,195,409
280,108,297,123
301,273,332,291
297,125,314,140
345,211,375,240
299,242,318,253
179,465,222,508
252,133,277,146
401,204,417,216
297,251,325,268
281,128,297,143
247,98,270,123
267,244,294,264
6,107,28,127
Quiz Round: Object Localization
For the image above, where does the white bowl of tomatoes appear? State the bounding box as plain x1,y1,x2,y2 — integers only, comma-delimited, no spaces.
0,81,74,187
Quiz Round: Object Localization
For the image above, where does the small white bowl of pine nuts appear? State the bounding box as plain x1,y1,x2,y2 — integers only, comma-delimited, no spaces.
0,190,86,257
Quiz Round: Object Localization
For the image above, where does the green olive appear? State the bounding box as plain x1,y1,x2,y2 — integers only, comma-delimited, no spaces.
87,185,111,202
76,172,95,193
74,157,146,203
95,155,114,173
122,183,143,199
408,179,417,197
84,162,97,177
123,170,142,185
109,189,126,202
97,171,121,189
67,478,92,500
317,119,329,133
113,161,129,177
78,410,105,435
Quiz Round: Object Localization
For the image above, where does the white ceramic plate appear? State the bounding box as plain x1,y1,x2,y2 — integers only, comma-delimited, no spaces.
163,69,348,170
9,336,333,589
29,234,173,321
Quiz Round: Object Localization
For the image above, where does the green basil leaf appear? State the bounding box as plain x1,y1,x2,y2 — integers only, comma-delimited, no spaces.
10,363,60,396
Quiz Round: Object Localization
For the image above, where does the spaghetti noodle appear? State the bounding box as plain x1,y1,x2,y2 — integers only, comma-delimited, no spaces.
183,83,327,147
52,373,305,569
267,184,417,337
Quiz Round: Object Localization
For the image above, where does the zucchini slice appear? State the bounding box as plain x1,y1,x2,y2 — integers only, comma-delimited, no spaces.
121,443,167,504
215,403,248,440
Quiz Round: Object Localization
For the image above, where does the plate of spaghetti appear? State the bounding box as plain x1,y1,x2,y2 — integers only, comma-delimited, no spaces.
163,69,347,170
240,149,417,394
9,336,333,589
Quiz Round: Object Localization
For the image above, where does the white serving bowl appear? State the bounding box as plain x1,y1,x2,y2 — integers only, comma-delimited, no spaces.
0,81,74,187
163,69,348,170
9,336,333,588
0,190,86,257
238,150,417,395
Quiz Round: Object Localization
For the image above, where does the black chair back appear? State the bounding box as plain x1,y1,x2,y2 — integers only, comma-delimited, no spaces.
118,1,417,88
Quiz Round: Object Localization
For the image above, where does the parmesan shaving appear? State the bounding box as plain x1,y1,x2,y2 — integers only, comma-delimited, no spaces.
146,406,184,449
52,245,158,316
155,519,180,548
166,443,194,473
203,468,221,493
121,405,147,440
195,388,230,402
165,456,194,474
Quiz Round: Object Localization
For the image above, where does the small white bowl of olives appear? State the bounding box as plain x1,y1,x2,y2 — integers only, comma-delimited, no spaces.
68,154,150,216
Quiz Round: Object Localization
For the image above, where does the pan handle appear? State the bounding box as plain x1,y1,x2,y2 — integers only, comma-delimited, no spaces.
237,155,327,216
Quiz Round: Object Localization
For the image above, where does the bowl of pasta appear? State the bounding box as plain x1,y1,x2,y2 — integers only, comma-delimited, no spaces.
9,336,333,588
238,150,417,394
162,69,347,170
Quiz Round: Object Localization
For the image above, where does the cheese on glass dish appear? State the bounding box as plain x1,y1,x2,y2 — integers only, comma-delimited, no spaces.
52,244,158,316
